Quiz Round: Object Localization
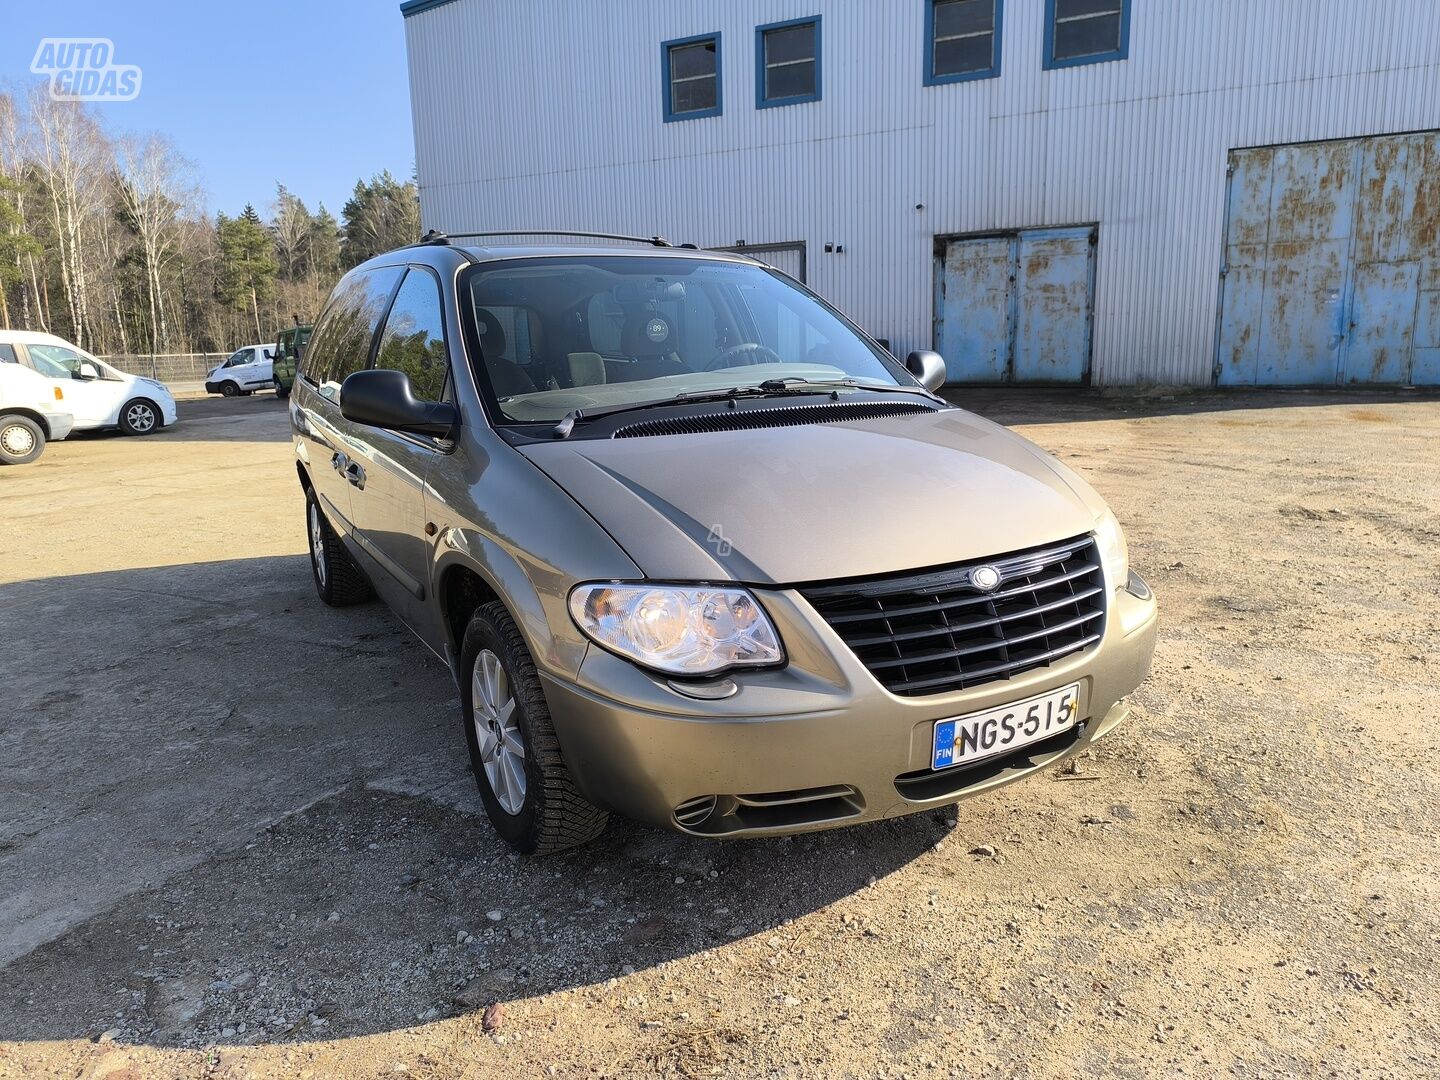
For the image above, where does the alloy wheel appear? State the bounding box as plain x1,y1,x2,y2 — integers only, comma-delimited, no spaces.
472,648,526,815
308,502,327,589
126,402,156,432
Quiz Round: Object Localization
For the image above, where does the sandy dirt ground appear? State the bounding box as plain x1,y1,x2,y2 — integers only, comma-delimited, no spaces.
0,389,1437,1079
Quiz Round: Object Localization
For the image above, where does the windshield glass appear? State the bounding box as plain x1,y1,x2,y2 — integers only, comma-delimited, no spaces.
461,256,906,423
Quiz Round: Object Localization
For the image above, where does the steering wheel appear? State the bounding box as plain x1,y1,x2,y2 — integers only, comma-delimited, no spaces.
702,342,783,371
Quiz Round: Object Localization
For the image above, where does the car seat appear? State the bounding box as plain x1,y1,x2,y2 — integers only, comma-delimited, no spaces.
475,308,538,398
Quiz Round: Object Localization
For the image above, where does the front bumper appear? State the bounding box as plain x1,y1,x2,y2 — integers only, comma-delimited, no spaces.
543,579,1158,837
41,410,75,441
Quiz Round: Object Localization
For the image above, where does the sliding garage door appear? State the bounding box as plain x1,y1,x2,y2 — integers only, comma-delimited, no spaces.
934,226,1097,384
1216,131,1440,386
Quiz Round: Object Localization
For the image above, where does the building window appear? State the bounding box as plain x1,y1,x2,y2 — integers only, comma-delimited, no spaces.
1044,0,1130,69
756,17,821,108
927,0,1002,85
662,33,722,122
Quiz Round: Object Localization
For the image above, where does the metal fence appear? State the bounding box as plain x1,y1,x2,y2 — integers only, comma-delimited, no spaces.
97,353,219,384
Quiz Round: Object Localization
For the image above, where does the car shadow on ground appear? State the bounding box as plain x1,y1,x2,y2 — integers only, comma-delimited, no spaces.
0,556,948,1049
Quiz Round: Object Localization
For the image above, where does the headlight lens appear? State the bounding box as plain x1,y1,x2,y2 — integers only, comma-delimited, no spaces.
569,584,784,676
1093,509,1129,587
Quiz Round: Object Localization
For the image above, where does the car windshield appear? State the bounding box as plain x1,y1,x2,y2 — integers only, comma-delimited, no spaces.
461,256,907,423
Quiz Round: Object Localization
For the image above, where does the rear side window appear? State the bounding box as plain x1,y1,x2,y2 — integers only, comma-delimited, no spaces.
0,344,16,363
301,267,404,397
375,268,449,403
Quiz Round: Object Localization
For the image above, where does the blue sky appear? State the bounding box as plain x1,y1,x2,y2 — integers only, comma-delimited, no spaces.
1,0,416,220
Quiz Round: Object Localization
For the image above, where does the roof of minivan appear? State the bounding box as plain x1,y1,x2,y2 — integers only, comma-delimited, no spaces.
0,329,79,346
373,241,767,269
455,244,762,266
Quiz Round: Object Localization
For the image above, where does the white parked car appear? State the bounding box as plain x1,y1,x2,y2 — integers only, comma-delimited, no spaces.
0,352,75,465
0,330,177,436
204,344,274,397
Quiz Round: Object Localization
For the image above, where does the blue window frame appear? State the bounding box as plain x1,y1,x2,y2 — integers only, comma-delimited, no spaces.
926,0,1003,85
1044,0,1130,69
755,17,821,108
662,33,722,122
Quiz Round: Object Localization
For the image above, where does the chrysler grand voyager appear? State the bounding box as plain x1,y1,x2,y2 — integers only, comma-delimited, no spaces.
290,233,1157,853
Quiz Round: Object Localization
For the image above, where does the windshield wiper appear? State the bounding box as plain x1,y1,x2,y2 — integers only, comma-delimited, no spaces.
549,379,933,438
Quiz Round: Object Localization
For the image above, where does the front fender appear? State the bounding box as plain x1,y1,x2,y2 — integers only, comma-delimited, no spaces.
434,530,622,683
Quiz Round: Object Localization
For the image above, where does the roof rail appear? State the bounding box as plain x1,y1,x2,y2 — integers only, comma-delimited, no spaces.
424,229,674,248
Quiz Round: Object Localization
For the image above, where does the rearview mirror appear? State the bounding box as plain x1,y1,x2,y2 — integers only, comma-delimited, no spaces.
905,350,947,393
77,362,100,381
341,369,457,437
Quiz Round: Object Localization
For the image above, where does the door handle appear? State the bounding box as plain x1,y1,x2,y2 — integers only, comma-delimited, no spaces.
331,450,348,474
343,461,366,489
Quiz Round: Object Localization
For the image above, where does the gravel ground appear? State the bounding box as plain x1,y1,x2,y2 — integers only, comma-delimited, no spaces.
1,390,1437,1079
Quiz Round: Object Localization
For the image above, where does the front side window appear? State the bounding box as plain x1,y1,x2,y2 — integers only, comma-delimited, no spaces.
663,34,721,121
462,256,906,426
301,266,405,399
224,349,250,368
757,18,821,107
1045,0,1129,68
27,344,106,380
375,268,449,403
928,0,1002,84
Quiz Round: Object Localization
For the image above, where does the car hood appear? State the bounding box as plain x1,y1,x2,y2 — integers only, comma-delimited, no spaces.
518,407,1105,585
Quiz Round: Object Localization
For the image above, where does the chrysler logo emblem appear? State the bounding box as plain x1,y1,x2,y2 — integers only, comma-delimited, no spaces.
969,565,1001,591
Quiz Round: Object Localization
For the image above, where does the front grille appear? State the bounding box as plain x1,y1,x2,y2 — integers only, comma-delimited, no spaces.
799,535,1106,697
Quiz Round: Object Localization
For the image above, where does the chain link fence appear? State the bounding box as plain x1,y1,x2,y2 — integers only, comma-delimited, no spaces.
96,353,221,383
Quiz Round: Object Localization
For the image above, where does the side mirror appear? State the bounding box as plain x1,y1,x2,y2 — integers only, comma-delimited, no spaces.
77,362,100,380
264,350,274,361
905,350,947,393
341,369,457,437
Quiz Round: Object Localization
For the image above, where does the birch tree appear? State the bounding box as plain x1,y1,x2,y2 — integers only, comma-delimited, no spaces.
27,86,110,348
115,133,198,354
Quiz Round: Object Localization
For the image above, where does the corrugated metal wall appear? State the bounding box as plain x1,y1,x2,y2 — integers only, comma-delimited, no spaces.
404,0,1440,385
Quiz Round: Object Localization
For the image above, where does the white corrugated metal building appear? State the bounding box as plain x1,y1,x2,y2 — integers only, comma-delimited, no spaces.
402,0,1440,386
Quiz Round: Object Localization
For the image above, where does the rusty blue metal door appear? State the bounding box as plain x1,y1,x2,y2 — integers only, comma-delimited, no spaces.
935,226,1096,384
1216,131,1440,386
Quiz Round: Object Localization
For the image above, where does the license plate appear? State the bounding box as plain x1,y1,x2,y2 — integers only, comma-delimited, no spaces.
931,683,1081,770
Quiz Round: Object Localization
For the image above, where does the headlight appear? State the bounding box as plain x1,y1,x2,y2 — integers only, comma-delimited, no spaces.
569,583,784,676
1093,509,1129,587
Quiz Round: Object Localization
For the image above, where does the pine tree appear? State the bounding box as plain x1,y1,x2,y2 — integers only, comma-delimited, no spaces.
341,171,420,267
216,206,277,340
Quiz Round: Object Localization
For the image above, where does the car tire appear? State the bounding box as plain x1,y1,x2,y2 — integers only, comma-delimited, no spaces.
220,381,240,398
305,487,373,606
0,414,45,465
275,382,290,400
461,601,608,854
118,398,162,436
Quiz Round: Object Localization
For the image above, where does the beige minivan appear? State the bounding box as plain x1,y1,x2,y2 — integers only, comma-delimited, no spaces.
291,232,1157,853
